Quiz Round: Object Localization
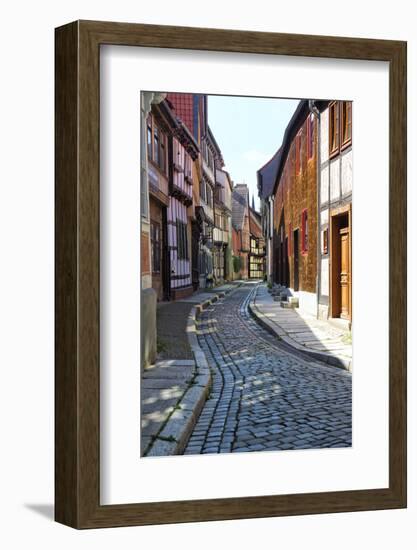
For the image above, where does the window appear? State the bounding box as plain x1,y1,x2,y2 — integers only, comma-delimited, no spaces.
207,149,213,172
147,118,167,174
160,133,166,173
301,209,308,253
251,237,260,254
153,126,160,165
147,119,152,159
329,100,352,156
249,256,264,279
341,101,352,146
295,132,301,174
184,153,192,181
200,180,206,202
150,221,161,273
176,221,188,260
288,223,292,255
307,114,314,159
329,101,339,156
323,228,329,255
206,185,213,208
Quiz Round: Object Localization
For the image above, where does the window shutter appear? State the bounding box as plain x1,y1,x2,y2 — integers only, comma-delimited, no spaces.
335,102,340,151
347,102,352,142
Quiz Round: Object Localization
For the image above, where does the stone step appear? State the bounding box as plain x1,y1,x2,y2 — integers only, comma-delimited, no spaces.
280,297,299,309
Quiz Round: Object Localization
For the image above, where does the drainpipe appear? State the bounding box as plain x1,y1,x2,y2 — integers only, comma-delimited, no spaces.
309,100,321,320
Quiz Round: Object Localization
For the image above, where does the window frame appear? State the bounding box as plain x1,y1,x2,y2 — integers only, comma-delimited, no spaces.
329,100,352,157
329,100,339,157
176,220,189,261
147,115,168,175
341,101,352,149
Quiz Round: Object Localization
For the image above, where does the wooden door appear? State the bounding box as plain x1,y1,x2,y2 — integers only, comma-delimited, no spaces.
339,227,349,319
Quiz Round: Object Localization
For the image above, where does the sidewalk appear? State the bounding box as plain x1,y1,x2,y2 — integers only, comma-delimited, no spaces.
141,281,242,456
249,283,352,371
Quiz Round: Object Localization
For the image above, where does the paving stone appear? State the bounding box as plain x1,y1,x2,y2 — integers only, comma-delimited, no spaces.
183,283,352,455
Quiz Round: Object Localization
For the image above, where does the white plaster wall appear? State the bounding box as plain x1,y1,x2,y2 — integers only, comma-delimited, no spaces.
330,157,340,202
320,257,329,296
320,209,329,227
320,163,329,206
341,148,353,197
298,290,318,317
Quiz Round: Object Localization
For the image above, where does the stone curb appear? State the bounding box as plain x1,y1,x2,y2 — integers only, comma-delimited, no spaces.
248,287,352,372
147,284,240,456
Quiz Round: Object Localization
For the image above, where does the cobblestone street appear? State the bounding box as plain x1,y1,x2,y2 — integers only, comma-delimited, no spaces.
184,281,352,455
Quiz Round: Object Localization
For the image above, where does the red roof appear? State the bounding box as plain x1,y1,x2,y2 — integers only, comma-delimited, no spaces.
166,93,194,135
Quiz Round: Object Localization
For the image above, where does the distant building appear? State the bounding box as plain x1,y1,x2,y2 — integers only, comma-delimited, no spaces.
257,148,281,282
232,184,250,280
143,92,237,302
248,207,266,279
214,166,233,283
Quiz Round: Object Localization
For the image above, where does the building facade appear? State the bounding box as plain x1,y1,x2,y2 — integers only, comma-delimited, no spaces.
143,92,236,303
318,100,352,323
231,184,250,280
141,92,167,367
213,166,233,283
258,98,353,325
146,101,171,302
248,207,266,279
257,149,280,283
272,101,319,316
168,118,200,300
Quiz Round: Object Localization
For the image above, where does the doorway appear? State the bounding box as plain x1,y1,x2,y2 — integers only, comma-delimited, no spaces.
330,212,351,320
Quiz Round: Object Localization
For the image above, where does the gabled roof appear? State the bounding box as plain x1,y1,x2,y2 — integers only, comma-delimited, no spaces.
232,184,249,230
216,168,232,190
249,207,263,238
257,147,282,199
270,99,330,197
207,126,224,167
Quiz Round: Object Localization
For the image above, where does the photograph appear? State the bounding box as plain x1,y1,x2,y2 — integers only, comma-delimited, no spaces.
140,92,353,457
51,14,406,532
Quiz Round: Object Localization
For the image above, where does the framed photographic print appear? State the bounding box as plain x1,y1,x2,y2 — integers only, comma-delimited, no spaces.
55,20,406,528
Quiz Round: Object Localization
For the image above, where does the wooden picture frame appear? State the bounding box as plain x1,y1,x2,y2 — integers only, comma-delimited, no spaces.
55,20,407,528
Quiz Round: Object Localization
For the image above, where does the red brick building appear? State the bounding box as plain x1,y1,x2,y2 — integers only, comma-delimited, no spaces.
271,100,319,315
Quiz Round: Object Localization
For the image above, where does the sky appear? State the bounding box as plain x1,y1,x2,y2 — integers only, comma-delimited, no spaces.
207,95,299,210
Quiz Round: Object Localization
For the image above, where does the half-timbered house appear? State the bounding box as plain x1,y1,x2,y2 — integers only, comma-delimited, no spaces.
232,184,250,280
248,207,266,279
318,100,352,324
213,166,233,283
